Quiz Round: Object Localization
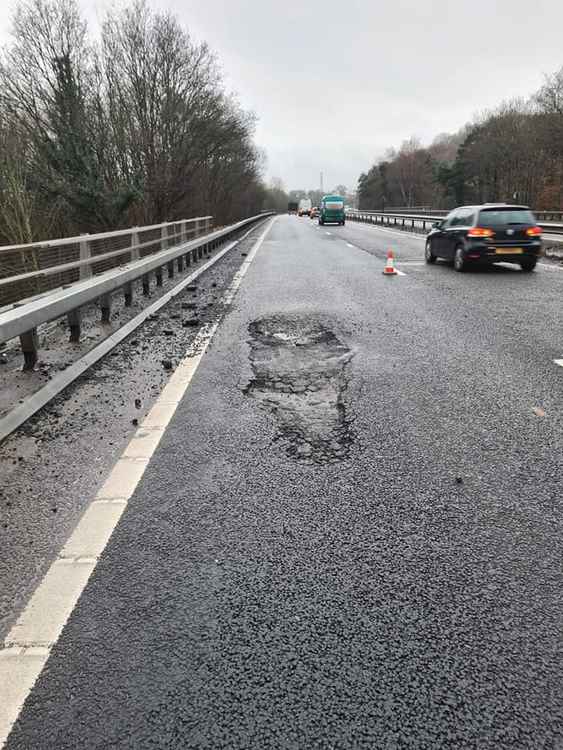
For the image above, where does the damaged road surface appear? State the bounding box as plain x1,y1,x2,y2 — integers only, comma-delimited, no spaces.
3,215,563,749
245,316,354,463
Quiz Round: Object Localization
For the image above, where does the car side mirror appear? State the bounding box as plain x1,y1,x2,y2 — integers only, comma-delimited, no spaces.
432,221,442,229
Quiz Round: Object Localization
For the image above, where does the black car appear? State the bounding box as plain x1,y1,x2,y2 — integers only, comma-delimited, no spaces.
425,204,542,272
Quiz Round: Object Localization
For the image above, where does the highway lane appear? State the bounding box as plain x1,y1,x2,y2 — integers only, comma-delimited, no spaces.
4,214,563,748
314,217,427,262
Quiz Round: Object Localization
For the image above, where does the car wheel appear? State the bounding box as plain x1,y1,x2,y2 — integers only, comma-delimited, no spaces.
319,219,324,225
454,245,466,272
425,240,436,264
520,258,537,272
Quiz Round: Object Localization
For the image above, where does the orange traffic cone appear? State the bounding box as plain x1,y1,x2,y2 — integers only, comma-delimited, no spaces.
382,249,398,275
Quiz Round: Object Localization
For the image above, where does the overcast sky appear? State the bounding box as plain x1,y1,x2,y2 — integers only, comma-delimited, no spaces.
2,0,563,193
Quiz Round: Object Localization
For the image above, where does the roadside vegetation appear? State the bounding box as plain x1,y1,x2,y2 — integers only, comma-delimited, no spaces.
0,0,275,244
357,70,563,211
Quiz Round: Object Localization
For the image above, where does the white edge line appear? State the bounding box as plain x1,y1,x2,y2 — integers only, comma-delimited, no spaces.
354,225,563,270
554,359,563,367
538,262,563,271
350,223,426,241
0,217,276,748
341,238,407,276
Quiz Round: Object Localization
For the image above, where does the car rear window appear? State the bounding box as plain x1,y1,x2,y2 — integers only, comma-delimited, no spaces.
325,201,344,210
478,209,535,227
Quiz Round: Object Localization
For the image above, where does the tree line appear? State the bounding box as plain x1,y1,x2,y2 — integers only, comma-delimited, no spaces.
357,68,563,211
0,0,275,245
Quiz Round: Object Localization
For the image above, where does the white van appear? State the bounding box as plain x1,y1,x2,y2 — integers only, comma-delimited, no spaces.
298,199,312,217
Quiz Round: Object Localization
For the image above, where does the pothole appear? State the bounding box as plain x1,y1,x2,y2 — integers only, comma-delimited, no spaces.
244,315,354,464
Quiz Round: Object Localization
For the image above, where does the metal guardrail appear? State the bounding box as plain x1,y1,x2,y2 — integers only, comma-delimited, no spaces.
536,211,563,221
0,217,213,308
382,206,434,213
346,210,444,232
346,210,563,235
0,213,272,370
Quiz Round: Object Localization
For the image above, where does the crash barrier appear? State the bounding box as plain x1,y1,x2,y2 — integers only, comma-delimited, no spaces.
0,213,273,369
346,210,563,236
0,217,214,308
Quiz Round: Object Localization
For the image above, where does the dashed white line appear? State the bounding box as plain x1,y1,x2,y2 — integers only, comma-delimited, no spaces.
325,231,331,236
0,217,277,748
554,359,563,367
341,236,407,275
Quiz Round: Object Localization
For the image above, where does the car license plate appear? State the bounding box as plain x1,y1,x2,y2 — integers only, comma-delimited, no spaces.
495,248,523,255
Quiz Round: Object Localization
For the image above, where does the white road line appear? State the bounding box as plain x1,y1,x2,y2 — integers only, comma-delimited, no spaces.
341,235,407,275
349,223,426,241
0,218,276,748
325,231,331,236
538,262,563,271
396,261,425,266
554,359,563,367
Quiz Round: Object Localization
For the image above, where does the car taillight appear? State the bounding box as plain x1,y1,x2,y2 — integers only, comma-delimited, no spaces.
526,226,542,236
467,227,494,237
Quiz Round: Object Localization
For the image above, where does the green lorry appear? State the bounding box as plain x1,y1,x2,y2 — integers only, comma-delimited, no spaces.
319,194,345,225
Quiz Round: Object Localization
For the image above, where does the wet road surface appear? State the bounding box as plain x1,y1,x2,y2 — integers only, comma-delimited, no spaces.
2,215,563,748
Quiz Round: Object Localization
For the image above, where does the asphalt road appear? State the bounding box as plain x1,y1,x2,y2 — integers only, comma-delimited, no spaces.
4,215,563,748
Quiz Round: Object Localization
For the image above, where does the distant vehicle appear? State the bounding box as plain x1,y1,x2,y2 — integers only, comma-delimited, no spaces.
319,195,345,225
288,202,298,214
310,207,319,219
425,204,542,272
298,198,312,217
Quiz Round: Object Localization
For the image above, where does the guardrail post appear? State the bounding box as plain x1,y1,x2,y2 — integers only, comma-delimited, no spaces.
68,309,81,342
142,274,150,296
131,228,140,261
167,260,174,279
20,328,38,371
100,293,111,323
155,267,163,286
124,282,133,306
181,221,187,244
161,224,169,251
194,219,200,238
79,235,92,280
